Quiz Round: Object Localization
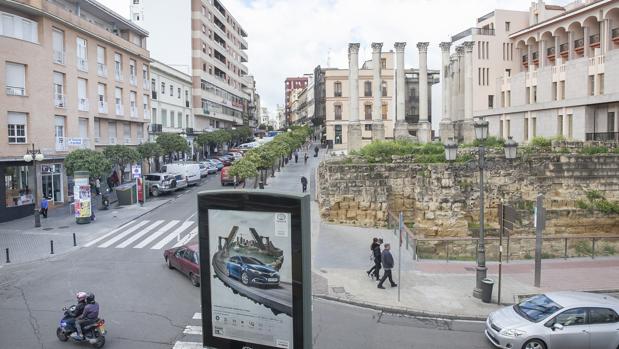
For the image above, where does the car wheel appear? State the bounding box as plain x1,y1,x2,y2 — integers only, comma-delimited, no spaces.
189,273,200,287
166,257,173,269
522,339,546,349
241,272,249,286
152,187,160,197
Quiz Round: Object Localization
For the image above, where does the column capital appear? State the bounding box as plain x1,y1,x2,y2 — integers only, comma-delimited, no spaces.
348,43,360,54
455,45,465,56
439,42,452,52
394,42,406,52
417,42,430,52
371,42,383,52
463,41,475,52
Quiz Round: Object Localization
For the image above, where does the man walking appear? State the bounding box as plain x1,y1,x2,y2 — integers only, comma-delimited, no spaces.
367,238,382,280
294,150,299,163
300,176,308,193
377,243,397,289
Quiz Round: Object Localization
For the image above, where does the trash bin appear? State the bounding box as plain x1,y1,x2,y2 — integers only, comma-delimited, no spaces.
115,183,137,205
481,278,494,303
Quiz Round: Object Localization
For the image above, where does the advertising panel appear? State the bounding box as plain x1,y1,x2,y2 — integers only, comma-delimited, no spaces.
73,178,91,218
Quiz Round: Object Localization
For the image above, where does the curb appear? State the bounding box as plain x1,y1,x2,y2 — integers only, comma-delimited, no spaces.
312,294,488,322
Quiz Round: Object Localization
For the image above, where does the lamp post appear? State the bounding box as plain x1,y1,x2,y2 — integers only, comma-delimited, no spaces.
23,144,44,228
445,119,520,299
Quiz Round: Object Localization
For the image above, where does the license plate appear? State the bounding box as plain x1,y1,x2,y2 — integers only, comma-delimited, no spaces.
267,278,278,282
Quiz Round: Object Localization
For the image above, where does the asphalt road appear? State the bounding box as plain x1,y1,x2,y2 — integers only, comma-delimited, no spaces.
0,169,496,349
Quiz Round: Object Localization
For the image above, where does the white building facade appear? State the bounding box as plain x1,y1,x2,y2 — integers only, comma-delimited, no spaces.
149,60,193,136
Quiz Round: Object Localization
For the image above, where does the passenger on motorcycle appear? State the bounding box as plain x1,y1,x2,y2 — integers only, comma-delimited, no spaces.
65,291,87,329
73,293,99,340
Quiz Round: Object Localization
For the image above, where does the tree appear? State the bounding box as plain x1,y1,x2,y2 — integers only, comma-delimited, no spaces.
156,133,189,162
103,145,140,182
228,158,257,187
64,149,112,179
258,124,267,130
137,142,163,172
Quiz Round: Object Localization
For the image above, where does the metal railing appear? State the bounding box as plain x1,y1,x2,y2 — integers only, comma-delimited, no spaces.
6,86,25,96
547,47,555,56
612,28,619,39
54,94,66,108
574,38,584,49
559,43,569,53
78,98,89,111
589,33,600,45
97,63,107,77
115,103,124,116
115,70,123,82
77,58,88,72
98,101,108,114
53,50,65,65
143,80,150,90
55,137,66,151
585,132,619,141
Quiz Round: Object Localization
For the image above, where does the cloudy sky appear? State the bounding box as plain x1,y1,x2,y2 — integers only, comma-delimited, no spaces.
100,0,572,127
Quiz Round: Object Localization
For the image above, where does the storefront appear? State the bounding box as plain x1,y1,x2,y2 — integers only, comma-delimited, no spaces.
41,163,64,203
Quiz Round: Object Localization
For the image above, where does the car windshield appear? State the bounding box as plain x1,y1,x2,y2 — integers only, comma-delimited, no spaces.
241,256,264,265
514,294,563,322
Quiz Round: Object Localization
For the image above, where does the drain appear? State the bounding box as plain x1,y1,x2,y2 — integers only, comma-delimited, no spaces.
58,226,70,229
42,228,54,231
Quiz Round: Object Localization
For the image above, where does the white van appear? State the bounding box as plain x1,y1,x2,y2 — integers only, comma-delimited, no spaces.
162,163,201,186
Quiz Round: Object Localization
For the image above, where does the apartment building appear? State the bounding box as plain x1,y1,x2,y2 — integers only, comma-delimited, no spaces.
284,76,308,125
130,0,253,131
0,0,150,222
289,76,315,126
442,0,619,143
260,107,269,127
149,60,193,136
316,43,439,151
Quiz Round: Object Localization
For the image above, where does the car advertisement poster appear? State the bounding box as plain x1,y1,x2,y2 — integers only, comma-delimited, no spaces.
208,209,293,349
73,178,91,218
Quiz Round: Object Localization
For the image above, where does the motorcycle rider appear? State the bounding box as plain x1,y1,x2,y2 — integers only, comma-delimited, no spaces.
65,292,88,329
73,293,99,340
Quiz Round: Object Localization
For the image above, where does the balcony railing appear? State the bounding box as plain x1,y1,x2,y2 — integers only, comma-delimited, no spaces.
54,94,66,108
143,80,150,90
532,51,539,61
115,103,124,116
97,63,107,77
149,124,162,133
451,27,495,41
53,50,65,65
522,54,528,63
130,106,137,118
559,43,569,53
109,137,117,145
78,98,89,111
115,70,123,81
589,33,600,45
6,86,25,96
547,47,555,56
98,101,108,113
574,38,584,49
586,132,619,141
130,75,137,86
77,58,88,72
55,137,66,151
612,28,619,39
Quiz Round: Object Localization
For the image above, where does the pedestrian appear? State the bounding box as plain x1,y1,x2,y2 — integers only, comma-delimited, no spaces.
314,145,319,157
366,237,381,280
40,196,49,218
377,243,397,289
294,150,299,163
304,152,308,164
300,176,308,193
95,177,101,195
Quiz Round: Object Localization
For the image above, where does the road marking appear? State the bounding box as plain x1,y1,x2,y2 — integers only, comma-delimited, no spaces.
115,220,164,248
192,312,201,320
151,221,193,249
84,221,134,247
97,221,150,248
172,227,198,248
172,341,203,349
133,220,180,249
183,325,202,335
184,212,197,223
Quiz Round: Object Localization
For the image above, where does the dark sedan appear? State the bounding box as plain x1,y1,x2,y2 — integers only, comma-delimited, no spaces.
226,256,280,287
164,244,200,287
216,156,233,166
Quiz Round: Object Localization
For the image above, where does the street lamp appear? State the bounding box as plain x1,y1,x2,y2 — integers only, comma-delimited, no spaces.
23,144,44,227
504,136,518,160
444,138,458,162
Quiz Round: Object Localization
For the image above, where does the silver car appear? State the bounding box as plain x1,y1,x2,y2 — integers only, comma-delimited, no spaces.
486,291,619,349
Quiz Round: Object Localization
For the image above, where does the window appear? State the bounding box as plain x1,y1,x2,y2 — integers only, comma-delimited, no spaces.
534,14,539,25
161,82,165,94
589,308,619,324
114,53,122,80
364,104,372,120
53,71,65,107
170,84,173,96
532,117,537,137
124,122,131,140
506,90,511,107
142,65,148,85
552,82,558,101
4,165,34,207
505,22,510,32
334,104,342,120
177,87,181,99
97,45,106,64
553,308,586,327
380,58,386,69
115,87,123,115
364,124,372,131
608,112,615,133
79,118,88,139
589,75,595,96
94,118,100,138
76,37,87,71
52,29,64,64
532,86,537,103
364,81,372,97
524,117,529,141
488,95,494,109
55,116,65,144
5,62,26,96
557,115,563,136
334,81,342,97
499,120,504,139
559,81,565,100
506,120,511,137
161,109,167,127
177,111,183,128
526,87,531,104
381,81,387,97
77,78,88,111
129,59,136,83
7,112,27,143
598,73,604,95
143,94,148,113
0,11,38,43
334,125,342,144
108,121,117,140
129,91,137,115
381,103,387,120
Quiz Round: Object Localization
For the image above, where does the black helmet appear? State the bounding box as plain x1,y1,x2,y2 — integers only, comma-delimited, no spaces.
86,292,95,304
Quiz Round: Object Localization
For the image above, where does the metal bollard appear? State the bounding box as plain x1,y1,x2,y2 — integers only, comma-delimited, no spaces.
5,248,10,263
73,233,77,247
50,240,54,255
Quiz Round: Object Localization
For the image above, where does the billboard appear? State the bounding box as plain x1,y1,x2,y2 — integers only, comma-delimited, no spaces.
199,191,311,349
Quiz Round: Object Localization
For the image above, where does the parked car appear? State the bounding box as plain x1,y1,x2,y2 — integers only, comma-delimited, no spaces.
164,244,200,287
144,173,177,197
485,291,619,349
173,174,188,191
198,163,208,178
220,166,243,186
209,159,224,171
215,156,233,166
226,255,279,287
162,163,201,186
201,161,218,174
225,152,243,161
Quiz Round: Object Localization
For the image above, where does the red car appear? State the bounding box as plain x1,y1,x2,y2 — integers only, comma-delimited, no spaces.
163,244,200,287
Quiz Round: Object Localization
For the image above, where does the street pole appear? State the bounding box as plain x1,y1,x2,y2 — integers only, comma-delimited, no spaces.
474,144,487,299
398,212,403,303
534,194,544,287
498,202,504,305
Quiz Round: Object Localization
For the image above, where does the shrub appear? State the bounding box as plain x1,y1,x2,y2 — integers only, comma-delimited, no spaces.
594,199,619,215
586,190,603,201
580,146,608,155
602,243,617,256
575,199,591,210
462,136,505,149
355,140,446,164
574,240,593,256
530,136,552,149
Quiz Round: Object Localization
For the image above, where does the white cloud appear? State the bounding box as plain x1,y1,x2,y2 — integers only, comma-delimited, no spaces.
99,0,572,124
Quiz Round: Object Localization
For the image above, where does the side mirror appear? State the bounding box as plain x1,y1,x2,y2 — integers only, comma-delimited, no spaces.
552,323,564,331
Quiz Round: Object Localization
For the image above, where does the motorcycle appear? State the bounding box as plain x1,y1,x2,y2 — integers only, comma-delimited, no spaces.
56,305,106,348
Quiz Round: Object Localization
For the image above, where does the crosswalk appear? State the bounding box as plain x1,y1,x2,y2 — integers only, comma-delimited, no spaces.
172,312,204,349
83,219,198,250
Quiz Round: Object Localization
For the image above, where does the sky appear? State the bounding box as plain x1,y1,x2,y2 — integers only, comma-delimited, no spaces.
99,0,573,128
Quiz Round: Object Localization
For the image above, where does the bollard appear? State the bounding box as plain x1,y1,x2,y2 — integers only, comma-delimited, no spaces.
50,240,54,255
73,233,77,247
5,248,10,263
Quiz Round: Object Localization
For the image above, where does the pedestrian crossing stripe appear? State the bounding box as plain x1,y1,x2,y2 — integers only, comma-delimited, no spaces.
97,220,150,248
151,221,193,249
173,227,198,248
192,312,201,320
83,221,134,247
172,341,203,349
183,325,202,335
115,220,164,248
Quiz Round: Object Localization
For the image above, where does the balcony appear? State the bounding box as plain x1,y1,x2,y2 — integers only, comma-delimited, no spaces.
109,137,117,145
97,63,107,77
78,98,89,111
130,106,137,118
98,101,108,114
130,75,137,86
148,123,163,133
53,50,65,65
451,27,495,41
115,70,123,82
589,33,600,47
115,103,124,116
54,94,66,108
586,132,619,141
55,137,66,151
532,51,539,64
574,38,585,54
612,28,619,42
6,86,25,96
77,58,88,72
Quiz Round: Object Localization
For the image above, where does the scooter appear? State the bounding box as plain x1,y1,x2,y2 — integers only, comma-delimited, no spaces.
57,305,106,348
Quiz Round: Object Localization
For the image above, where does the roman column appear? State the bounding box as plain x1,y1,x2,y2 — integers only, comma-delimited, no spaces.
417,42,431,143
394,42,409,139
463,41,475,142
439,42,453,141
371,42,385,141
347,43,362,152
456,45,465,121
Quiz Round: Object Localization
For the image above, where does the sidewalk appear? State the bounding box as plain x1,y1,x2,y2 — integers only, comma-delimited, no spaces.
0,196,171,265
266,144,619,320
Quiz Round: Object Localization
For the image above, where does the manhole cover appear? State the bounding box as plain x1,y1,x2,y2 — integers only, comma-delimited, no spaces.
332,287,346,293
58,226,70,229
42,228,54,231
464,267,475,272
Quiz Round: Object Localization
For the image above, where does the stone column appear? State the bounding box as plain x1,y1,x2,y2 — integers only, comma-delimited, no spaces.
347,43,362,152
539,39,546,68
439,42,453,141
568,31,575,60
416,42,431,143
601,19,610,54
555,36,561,65
583,26,590,57
394,42,409,139
456,46,465,121
463,41,476,142
371,42,385,141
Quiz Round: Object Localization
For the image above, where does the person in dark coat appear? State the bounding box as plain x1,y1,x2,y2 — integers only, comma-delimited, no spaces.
367,238,382,280
294,150,299,163
377,243,397,289
300,176,308,193
314,145,319,157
